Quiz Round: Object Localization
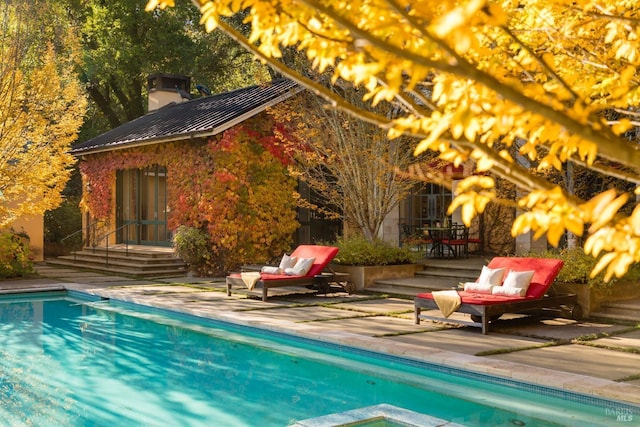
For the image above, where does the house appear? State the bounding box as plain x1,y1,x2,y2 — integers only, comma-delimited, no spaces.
69,74,344,273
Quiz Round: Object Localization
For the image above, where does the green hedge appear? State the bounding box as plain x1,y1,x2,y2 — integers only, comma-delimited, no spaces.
331,235,418,266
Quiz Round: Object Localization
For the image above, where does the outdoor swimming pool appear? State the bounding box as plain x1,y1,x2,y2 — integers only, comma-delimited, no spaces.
0,291,636,426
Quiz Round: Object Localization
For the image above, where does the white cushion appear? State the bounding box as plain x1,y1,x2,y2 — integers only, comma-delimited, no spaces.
285,257,315,276
261,266,281,274
492,286,527,297
502,270,535,293
278,254,298,270
463,282,494,294
477,266,506,286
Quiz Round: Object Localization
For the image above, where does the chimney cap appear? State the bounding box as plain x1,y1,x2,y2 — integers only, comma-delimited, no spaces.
147,73,191,92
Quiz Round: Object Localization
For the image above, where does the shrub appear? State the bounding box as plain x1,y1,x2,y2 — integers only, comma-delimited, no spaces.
331,235,417,266
172,226,212,275
0,231,34,278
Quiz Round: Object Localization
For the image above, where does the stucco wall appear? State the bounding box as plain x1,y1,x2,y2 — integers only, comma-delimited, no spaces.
7,214,44,262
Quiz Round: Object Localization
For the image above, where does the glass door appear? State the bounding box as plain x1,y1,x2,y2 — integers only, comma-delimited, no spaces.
116,166,169,246
400,183,452,228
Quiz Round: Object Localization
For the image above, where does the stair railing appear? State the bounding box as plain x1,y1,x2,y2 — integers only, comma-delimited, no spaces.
93,223,135,267
60,219,101,262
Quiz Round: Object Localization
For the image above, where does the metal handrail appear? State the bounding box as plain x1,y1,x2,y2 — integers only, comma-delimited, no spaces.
60,219,101,262
93,223,135,266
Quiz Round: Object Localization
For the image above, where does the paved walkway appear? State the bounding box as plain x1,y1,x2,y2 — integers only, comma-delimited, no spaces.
3,264,640,409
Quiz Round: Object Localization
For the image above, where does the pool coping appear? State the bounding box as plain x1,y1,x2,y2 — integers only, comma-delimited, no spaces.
64,283,640,408
292,404,464,427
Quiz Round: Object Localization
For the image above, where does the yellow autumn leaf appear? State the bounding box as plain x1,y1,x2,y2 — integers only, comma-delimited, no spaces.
581,189,617,223
591,252,617,280
632,205,640,235
512,214,531,236
431,0,484,38
563,213,584,236
474,193,492,213
475,155,494,171
584,230,607,257
611,119,633,135
547,222,565,247
611,253,635,279
589,192,629,232
462,202,476,226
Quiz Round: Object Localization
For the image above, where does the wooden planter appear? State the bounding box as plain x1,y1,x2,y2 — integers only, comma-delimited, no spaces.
330,264,422,291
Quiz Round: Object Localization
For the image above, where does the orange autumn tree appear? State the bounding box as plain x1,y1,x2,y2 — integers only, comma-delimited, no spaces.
146,0,640,281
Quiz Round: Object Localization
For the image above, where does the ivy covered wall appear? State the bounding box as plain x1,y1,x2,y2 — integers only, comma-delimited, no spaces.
78,115,299,273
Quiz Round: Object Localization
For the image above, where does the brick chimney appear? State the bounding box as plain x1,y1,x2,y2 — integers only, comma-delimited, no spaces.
147,73,191,111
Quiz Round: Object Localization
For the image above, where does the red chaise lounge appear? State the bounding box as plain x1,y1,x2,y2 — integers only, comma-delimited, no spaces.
226,245,339,302
414,257,580,334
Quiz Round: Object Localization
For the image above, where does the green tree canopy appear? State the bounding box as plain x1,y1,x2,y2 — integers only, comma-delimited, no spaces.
66,0,269,134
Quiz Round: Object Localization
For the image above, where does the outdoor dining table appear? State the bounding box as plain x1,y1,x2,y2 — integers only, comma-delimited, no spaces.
422,226,454,258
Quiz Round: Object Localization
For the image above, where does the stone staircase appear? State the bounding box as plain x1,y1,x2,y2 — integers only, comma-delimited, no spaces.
365,257,486,298
591,299,640,323
47,245,188,279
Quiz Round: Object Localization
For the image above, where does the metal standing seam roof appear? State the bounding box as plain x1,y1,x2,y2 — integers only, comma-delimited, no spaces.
71,79,301,156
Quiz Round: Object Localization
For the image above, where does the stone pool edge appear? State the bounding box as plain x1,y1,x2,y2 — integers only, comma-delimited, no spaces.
66,283,640,407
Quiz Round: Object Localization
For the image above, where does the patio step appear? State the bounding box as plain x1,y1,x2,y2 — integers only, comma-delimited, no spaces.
591,299,640,322
47,246,188,279
364,257,486,298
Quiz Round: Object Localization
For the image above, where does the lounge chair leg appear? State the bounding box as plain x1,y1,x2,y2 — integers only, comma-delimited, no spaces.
415,307,421,324
481,315,489,334
262,287,268,302
226,281,231,296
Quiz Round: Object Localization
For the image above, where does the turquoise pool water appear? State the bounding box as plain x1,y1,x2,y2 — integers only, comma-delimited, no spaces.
0,291,636,426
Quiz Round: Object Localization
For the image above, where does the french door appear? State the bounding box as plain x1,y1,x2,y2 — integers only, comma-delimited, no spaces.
116,166,170,246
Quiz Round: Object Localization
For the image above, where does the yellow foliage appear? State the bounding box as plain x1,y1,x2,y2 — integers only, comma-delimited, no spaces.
0,8,86,227
150,0,640,279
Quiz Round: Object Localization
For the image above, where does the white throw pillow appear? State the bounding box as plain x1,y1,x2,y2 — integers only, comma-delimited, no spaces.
463,282,494,294
492,286,527,297
278,254,298,270
502,270,535,294
477,266,506,286
286,257,315,276
261,266,281,274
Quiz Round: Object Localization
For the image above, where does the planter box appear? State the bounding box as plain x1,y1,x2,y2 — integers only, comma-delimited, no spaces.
554,283,594,317
330,264,422,291
554,280,640,318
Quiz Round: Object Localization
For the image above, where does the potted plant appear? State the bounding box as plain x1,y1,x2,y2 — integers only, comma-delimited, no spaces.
329,235,422,290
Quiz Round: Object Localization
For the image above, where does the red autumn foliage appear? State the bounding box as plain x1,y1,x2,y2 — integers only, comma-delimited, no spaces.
79,117,299,273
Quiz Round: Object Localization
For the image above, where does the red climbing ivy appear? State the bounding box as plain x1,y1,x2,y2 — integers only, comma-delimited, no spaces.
79,115,299,273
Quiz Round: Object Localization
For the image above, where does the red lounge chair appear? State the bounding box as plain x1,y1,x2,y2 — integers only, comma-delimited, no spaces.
414,257,580,334
226,245,339,301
